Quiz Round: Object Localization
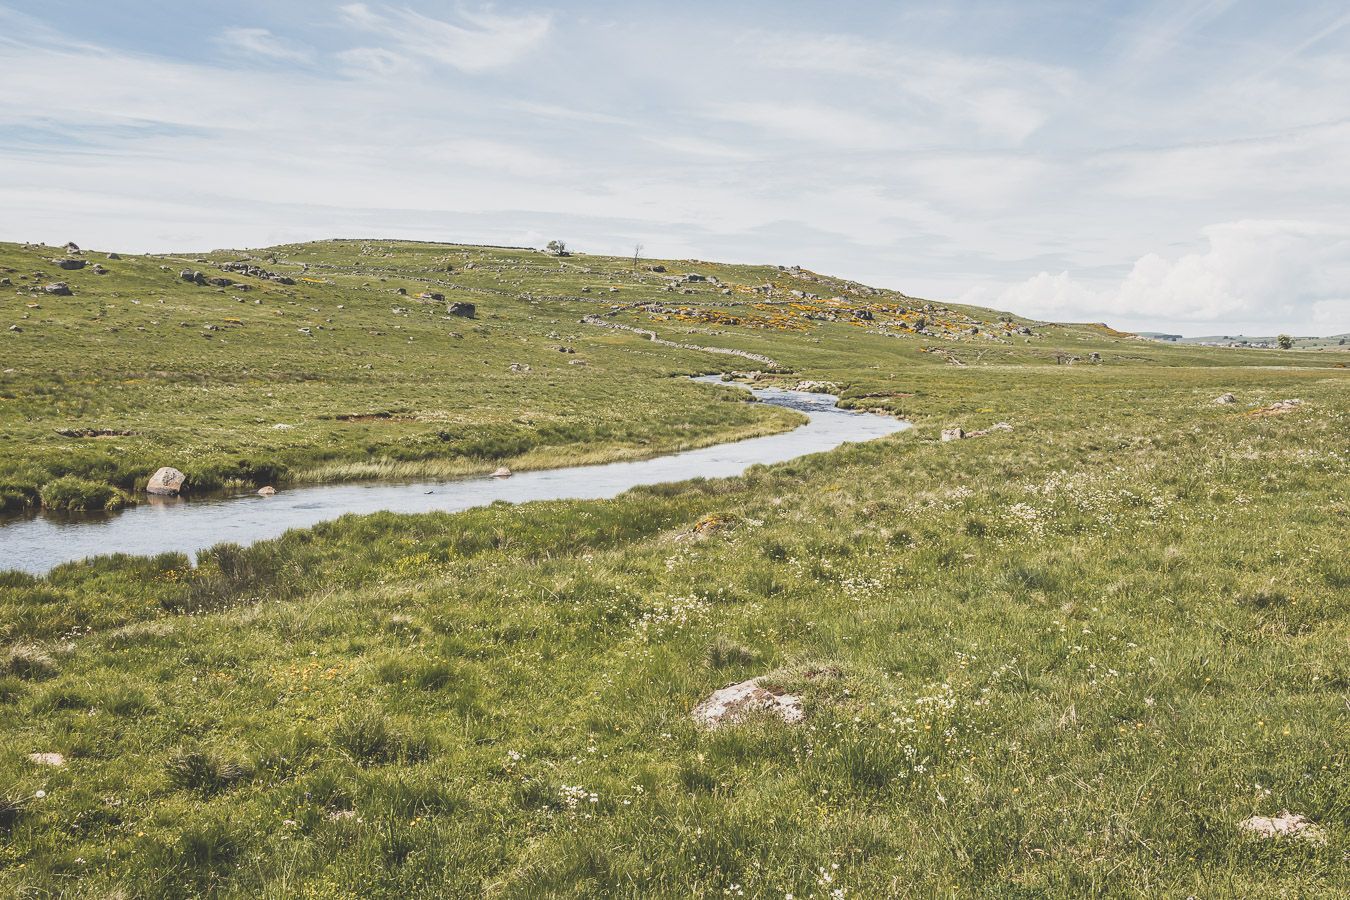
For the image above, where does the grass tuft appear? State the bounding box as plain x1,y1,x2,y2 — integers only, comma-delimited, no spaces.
1,643,58,680
165,747,250,795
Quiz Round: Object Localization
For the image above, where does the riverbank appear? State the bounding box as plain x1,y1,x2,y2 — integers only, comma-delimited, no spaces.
0,382,903,574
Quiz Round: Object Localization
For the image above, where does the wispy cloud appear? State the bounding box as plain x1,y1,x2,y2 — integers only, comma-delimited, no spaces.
216,27,314,64
338,3,551,74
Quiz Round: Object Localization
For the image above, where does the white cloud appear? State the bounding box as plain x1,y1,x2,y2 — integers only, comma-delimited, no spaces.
971,221,1350,331
338,3,551,73
217,27,313,63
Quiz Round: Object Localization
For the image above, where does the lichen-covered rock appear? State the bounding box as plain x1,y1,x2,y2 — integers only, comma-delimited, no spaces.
146,466,187,496
1214,393,1237,404
1238,811,1326,844
691,678,803,729
941,427,965,442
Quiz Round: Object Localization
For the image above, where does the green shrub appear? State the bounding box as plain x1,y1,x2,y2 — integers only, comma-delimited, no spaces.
38,476,127,512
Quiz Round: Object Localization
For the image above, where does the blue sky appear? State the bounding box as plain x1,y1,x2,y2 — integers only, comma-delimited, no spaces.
2,1,1348,334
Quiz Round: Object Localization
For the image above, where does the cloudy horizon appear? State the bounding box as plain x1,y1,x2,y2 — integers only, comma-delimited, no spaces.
2,1,1348,336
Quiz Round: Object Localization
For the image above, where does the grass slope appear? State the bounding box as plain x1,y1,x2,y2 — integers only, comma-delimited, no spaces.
0,240,1346,897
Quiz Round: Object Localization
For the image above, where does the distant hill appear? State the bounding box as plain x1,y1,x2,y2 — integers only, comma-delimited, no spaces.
1138,332,1349,350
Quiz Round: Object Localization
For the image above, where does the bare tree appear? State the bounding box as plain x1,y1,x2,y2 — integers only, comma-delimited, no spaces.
633,243,644,272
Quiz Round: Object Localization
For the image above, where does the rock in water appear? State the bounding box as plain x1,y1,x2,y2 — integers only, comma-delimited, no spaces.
146,466,187,496
257,486,277,496
692,678,804,729
490,467,512,478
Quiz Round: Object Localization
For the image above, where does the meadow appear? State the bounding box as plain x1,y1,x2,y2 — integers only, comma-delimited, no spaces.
1,240,1346,897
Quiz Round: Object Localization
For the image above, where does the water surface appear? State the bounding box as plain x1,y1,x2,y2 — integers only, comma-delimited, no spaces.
0,378,908,574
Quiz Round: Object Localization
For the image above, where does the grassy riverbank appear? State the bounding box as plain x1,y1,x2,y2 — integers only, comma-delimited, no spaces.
1,240,1347,897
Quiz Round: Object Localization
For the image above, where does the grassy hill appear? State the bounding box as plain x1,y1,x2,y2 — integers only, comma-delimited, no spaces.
1,240,1346,897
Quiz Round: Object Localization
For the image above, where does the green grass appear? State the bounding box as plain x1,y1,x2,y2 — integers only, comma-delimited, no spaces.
0,239,1346,897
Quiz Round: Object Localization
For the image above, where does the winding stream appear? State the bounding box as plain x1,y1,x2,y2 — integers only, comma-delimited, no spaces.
0,378,909,575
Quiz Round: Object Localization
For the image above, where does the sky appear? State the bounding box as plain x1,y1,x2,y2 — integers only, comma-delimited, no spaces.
1,1,1348,335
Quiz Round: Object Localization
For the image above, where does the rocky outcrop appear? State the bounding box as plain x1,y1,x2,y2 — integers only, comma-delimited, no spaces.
692,678,803,729
52,258,85,270
447,301,475,317
43,282,72,296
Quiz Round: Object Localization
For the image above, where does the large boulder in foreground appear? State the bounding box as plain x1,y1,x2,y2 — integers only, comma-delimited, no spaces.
692,677,803,729
146,466,187,496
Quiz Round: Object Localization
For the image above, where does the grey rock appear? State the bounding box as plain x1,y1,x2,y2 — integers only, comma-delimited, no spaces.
146,466,187,496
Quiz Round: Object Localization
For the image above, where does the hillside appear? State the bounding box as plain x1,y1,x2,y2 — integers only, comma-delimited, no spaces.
1,239,1346,897
1,238,1338,513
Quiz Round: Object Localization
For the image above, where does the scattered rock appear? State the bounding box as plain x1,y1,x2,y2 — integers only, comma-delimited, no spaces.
205,276,233,287
793,380,839,394
648,264,666,273
396,287,407,295
52,258,85,270
0,277,11,286
9,325,22,332
1237,811,1326,844
272,423,294,430
257,486,276,496
490,466,512,478
43,282,72,296
63,242,80,253
1250,398,1302,417
107,252,121,260
145,466,187,496
446,301,475,318
1214,393,1237,405
418,291,445,302
692,677,804,729
28,752,64,767
568,358,587,366
943,423,1011,441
